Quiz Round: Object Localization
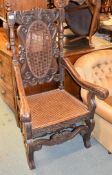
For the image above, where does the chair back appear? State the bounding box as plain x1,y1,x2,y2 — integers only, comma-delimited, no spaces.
8,4,65,88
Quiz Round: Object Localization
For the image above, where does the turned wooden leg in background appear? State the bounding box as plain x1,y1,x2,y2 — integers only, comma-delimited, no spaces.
108,151,112,154
88,0,101,48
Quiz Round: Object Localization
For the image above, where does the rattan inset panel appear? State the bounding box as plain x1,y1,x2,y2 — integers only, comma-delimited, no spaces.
26,20,53,79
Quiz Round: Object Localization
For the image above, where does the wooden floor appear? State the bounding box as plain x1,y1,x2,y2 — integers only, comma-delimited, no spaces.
0,96,112,175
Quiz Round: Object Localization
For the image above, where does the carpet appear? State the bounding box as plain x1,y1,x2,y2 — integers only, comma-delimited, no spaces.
0,98,112,175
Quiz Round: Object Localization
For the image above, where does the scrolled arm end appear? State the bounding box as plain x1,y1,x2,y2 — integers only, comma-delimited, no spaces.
64,57,109,100
94,85,109,100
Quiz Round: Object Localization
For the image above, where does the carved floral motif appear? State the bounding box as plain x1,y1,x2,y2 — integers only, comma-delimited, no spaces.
15,9,61,87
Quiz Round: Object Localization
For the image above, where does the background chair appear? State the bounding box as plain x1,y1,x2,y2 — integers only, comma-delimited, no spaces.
74,49,112,153
47,0,101,47
7,0,107,169
64,0,101,47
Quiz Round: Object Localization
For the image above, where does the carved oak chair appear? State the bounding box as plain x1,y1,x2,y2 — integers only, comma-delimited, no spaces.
7,1,108,169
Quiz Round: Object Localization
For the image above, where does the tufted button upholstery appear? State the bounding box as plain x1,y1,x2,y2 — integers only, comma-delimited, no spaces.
74,49,112,123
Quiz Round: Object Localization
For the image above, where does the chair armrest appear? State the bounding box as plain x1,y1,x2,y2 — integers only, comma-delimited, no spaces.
13,62,31,122
64,57,109,100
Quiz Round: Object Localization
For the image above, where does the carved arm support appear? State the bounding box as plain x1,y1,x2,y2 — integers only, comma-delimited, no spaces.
64,57,109,100
13,62,31,123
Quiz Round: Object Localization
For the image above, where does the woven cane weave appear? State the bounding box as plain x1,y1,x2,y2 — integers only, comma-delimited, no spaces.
27,89,89,129
26,20,52,79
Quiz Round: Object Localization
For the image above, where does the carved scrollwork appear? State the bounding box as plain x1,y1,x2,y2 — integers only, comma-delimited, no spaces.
14,8,63,87
33,124,90,151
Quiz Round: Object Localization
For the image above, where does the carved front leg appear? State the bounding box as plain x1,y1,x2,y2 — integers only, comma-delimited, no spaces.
3,21,11,49
82,119,95,148
24,122,35,169
25,140,36,169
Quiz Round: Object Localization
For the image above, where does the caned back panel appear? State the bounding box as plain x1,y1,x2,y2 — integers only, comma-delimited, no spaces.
26,20,53,79
13,8,63,87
